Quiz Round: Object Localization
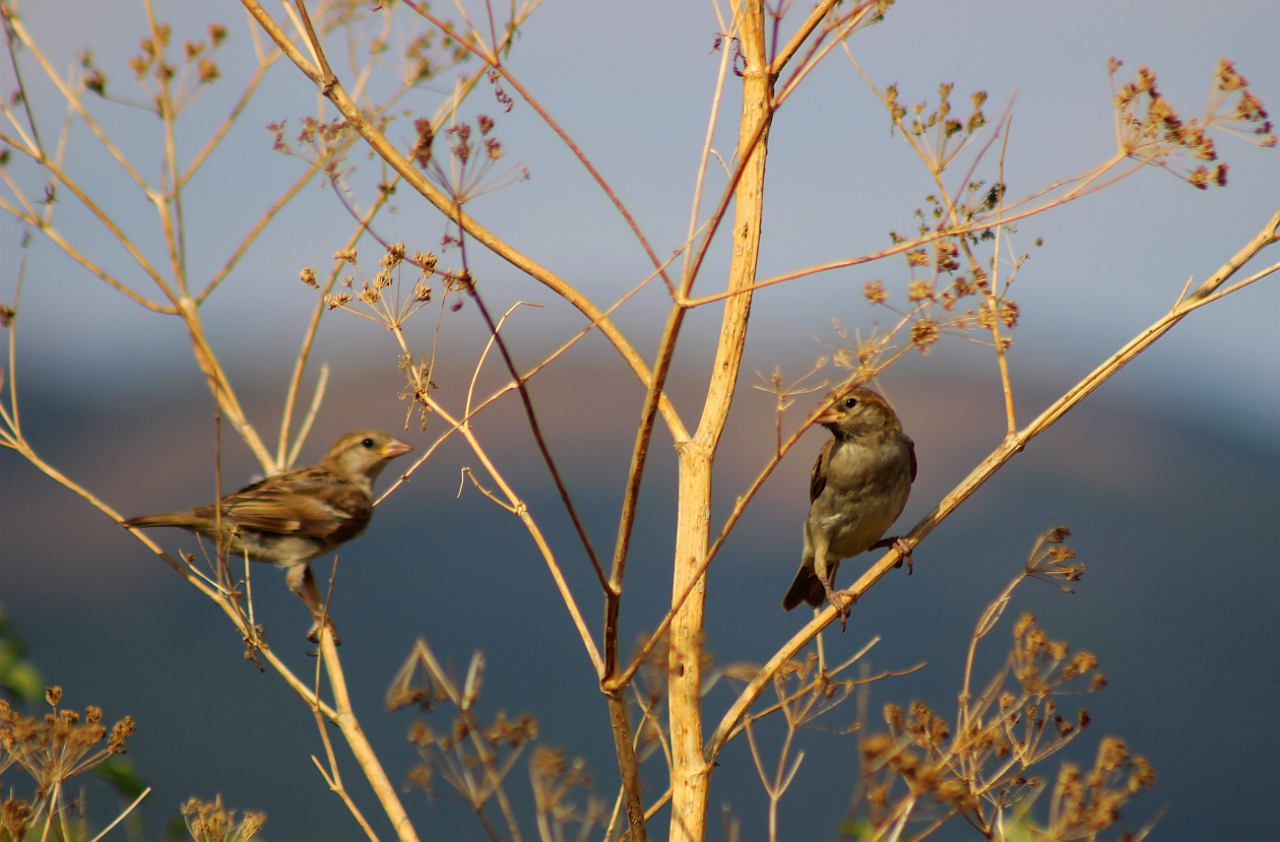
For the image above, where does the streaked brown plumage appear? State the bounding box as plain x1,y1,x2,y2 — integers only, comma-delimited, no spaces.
124,430,412,642
783,388,916,628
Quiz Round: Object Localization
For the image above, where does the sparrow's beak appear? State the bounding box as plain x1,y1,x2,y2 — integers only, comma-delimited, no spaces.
380,438,414,459
813,407,843,426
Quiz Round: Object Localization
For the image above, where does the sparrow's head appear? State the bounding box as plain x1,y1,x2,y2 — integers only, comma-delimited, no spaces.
814,387,902,440
322,430,414,485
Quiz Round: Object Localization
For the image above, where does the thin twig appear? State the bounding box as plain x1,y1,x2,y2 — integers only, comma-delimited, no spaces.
239,0,688,439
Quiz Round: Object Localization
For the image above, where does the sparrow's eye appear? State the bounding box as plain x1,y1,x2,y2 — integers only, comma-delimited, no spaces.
361,437,375,449
843,397,858,409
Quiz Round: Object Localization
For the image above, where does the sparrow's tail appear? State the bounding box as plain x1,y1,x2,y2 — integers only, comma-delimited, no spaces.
122,513,203,531
782,567,826,611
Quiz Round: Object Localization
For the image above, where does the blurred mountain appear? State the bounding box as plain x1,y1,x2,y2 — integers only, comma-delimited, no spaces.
1,358,1276,841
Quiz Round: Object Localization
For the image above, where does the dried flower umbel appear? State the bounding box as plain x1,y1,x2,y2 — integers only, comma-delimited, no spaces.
847,530,1155,840
0,687,137,840
389,639,569,840
1110,58,1275,189
180,794,267,842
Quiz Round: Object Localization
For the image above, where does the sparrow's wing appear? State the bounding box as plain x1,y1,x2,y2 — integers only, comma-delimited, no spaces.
810,438,835,503
195,468,372,541
904,433,917,483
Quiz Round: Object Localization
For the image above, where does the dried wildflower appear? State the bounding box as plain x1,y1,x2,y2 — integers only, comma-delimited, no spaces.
910,317,940,352
333,248,358,265
412,118,435,167
0,304,14,328
907,280,934,301
863,280,888,304
181,795,266,842
198,59,220,84
414,251,438,275
998,300,1019,328
324,292,353,310
934,239,960,273
906,248,929,267
298,267,318,288
1112,57,1273,187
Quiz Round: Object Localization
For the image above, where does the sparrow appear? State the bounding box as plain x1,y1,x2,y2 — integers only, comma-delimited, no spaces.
783,387,916,629
124,430,413,642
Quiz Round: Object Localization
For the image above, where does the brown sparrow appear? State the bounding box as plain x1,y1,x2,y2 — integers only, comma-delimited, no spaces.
783,388,916,628
124,430,412,642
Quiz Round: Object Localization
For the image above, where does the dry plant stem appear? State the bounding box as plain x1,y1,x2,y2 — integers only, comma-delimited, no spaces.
604,689,647,842
465,284,609,591
5,14,155,206
378,268,664,504
771,0,841,74
405,3,676,297
706,207,1280,761
144,0,187,290
85,786,152,842
279,186,394,467
667,5,772,841
610,349,913,691
199,159,324,303
681,148,1152,308
0,4,41,153
989,121,1016,434
319,629,420,842
1,22,278,472
180,54,280,188
180,296,279,473
311,707,382,842
240,0,686,439
0,141,175,309
604,3,738,688
424,396,605,674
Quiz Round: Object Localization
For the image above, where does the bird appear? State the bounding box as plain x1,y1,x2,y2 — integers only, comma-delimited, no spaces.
124,430,413,643
783,387,916,629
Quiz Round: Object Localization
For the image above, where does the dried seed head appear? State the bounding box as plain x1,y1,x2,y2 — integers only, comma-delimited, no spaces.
108,716,136,753
299,267,318,288
414,251,438,275
1013,613,1036,640
907,280,934,301
910,317,940,352
863,280,889,304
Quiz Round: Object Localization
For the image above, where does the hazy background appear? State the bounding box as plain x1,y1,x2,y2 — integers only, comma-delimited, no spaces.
1,1,1277,840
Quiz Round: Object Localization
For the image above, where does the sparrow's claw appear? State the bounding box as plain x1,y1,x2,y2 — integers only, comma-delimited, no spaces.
307,618,341,646
823,582,854,631
875,535,915,575
895,537,914,575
